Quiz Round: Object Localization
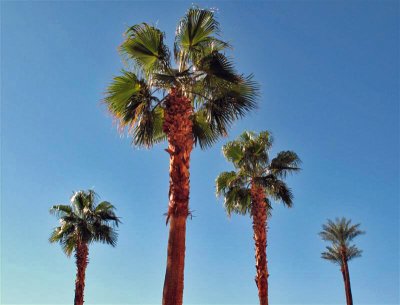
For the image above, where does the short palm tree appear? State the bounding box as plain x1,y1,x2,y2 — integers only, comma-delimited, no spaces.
319,218,365,305
216,131,300,305
104,7,258,305
49,190,120,305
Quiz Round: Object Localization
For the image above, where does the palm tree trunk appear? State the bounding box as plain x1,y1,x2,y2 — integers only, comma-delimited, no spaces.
343,260,353,305
250,182,269,305
74,242,89,305
162,89,194,305
341,266,350,305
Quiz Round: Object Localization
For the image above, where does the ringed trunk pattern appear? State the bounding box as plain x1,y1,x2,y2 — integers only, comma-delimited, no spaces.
74,242,89,305
251,182,269,305
162,89,194,305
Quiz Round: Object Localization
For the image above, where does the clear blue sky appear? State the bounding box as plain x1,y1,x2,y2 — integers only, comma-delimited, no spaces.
1,1,398,304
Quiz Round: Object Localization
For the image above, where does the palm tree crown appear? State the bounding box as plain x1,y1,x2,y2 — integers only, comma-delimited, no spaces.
216,131,301,216
49,190,120,256
320,218,364,265
104,7,258,148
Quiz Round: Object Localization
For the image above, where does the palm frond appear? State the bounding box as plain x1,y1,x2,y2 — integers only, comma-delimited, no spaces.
132,106,165,147
216,170,251,216
255,176,293,207
224,187,252,216
105,71,152,126
222,141,243,166
104,71,165,147
92,223,119,247
199,74,258,134
217,130,300,218
347,245,363,261
321,245,342,265
269,151,301,178
192,110,220,149
174,7,225,68
196,52,239,82
216,171,240,196
120,23,170,75
49,190,121,256
319,218,365,263
49,205,72,217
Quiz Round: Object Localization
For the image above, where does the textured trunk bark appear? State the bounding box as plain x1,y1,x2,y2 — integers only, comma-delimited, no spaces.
250,182,269,305
74,242,89,305
162,89,193,305
343,260,353,305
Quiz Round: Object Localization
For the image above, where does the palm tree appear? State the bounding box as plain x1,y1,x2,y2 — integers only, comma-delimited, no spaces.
49,190,120,305
216,131,300,305
319,218,365,305
104,7,258,305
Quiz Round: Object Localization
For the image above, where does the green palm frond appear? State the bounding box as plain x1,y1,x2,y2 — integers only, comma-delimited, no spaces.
216,170,251,216
49,205,72,217
270,151,301,178
106,6,258,149
254,176,293,207
105,71,153,126
174,7,225,68
199,75,258,134
192,110,220,149
196,52,239,82
266,178,293,207
216,171,241,196
92,223,119,247
217,130,300,217
49,190,121,256
104,71,166,147
61,234,78,257
121,23,170,75
222,141,243,165
224,187,252,216
132,106,165,147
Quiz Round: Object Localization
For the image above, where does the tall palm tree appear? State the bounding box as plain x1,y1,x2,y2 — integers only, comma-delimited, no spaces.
104,7,258,305
216,131,300,305
49,190,120,305
319,218,365,305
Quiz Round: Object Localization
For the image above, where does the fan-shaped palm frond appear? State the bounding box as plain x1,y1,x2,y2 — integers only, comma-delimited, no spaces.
217,130,300,216
120,23,170,75
174,7,227,68
270,151,301,178
49,190,121,256
216,170,252,216
105,6,258,150
192,110,220,148
255,176,293,207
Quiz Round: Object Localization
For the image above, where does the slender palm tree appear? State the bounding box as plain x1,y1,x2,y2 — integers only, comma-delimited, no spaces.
104,7,258,305
216,131,300,305
49,190,120,305
319,218,365,305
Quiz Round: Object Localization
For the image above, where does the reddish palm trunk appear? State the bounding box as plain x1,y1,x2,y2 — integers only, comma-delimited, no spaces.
343,259,353,305
74,242,89,305
250,182,269,305
162,89,193,305
341,266,351,305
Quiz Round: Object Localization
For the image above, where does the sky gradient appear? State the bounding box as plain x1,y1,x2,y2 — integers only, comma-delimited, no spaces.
1,1,399,304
